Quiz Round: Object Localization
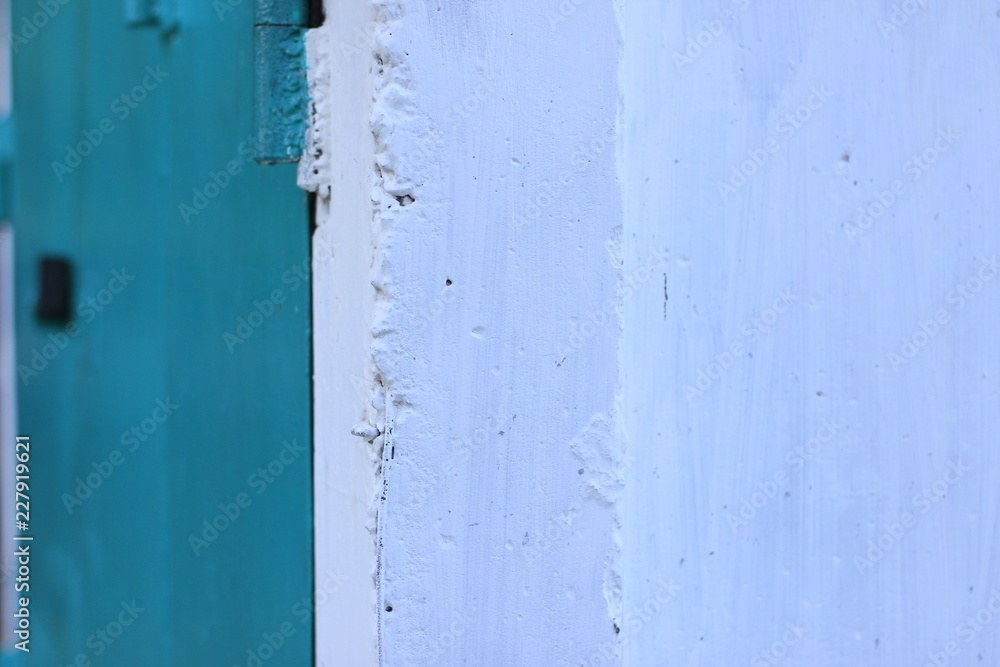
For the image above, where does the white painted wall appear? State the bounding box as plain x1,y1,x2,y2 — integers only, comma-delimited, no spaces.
621,1,1000,665
361,1,624,664
311,0,623,664
312,1,1000,665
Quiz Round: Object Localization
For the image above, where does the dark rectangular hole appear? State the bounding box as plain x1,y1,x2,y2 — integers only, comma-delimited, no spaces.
35,256,72,324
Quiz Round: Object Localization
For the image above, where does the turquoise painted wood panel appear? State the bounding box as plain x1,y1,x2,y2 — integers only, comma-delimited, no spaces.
5,1,312,664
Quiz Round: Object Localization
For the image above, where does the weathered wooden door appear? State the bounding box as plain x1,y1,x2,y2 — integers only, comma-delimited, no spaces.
6,1,312,664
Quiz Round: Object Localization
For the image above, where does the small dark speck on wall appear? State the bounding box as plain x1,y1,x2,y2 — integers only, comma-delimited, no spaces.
663,274,668,319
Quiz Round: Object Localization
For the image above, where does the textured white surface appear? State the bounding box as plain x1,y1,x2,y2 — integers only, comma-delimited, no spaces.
311,0,624,663
620,1,1000,665
312,1,1000,665
363,1,624,664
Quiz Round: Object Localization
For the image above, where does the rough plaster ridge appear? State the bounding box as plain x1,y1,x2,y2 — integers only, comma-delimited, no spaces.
369,0,411,404
367,30,450,412
571,410,626,505
297,27,331,196
569,403,628,656
565,144,628,666
607,0,628,643
364,378,387,546
368,3,436,662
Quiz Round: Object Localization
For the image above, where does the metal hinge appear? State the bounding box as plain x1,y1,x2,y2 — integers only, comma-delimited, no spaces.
254,0,310,164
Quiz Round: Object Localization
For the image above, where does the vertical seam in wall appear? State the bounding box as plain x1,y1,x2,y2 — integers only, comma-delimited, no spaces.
308,189,317,667
369,2,408,662
607,2,629,661
376,387,391,666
